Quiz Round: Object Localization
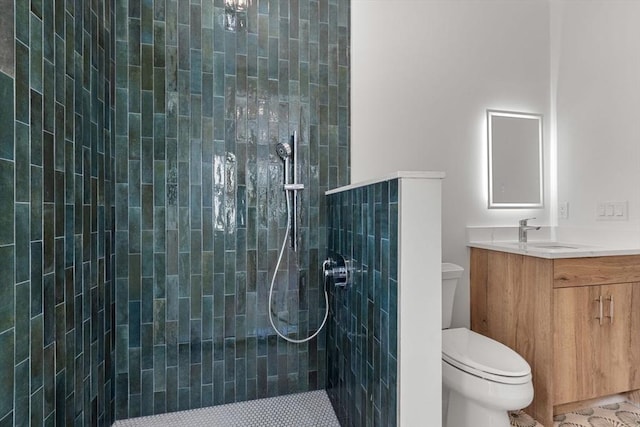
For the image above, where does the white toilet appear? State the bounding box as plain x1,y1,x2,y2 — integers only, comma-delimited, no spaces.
441,263,533,427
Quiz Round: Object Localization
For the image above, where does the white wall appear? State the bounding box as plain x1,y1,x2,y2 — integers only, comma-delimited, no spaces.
398,176,443,426
553,0,640,245
351,0,551,328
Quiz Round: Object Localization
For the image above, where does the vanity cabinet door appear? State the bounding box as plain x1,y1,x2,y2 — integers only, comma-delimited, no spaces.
554,285,605,404
605,282,640,395
554,283,640,405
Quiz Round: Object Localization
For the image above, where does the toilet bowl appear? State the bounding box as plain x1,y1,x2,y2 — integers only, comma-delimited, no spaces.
442,328,533,427
441,264,533,427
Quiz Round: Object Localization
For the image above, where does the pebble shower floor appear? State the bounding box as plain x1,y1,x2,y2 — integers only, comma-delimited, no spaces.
112,390,340,427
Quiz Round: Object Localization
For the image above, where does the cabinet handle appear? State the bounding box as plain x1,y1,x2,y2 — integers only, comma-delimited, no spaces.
595,295,603,325
606,296,614,324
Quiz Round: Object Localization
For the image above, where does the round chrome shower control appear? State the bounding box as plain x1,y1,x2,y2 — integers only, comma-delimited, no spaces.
322,254,352,287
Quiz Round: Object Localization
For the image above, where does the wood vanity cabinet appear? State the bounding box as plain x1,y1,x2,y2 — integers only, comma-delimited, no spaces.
470,249,640,427
554,282,640,404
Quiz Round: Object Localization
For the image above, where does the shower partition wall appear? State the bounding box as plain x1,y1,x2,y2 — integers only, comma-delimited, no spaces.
114,0,350,420
326,173,444,427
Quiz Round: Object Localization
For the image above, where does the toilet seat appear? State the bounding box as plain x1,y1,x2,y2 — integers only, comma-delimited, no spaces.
442,328,531,385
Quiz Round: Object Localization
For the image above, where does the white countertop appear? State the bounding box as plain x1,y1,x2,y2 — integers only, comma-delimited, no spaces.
469,241,640,259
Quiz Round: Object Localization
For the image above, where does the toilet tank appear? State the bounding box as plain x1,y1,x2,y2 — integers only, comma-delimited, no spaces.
442,263,464,329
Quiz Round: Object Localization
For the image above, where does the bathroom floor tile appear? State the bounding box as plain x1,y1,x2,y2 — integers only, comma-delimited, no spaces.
510,409,544,427
112,390,340,427
509,401,640,427
552,401,640,426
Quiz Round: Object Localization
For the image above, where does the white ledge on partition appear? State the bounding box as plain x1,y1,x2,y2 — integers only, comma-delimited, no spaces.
325,171,446,195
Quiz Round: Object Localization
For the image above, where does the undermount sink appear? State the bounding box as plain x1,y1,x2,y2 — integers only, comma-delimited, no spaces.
498,241,594,251
524,242,581,250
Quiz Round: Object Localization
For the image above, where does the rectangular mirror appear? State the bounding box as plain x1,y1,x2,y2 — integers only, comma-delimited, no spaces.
487,110,543,209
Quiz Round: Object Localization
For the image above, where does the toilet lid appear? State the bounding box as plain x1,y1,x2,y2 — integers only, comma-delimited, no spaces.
442,328,531,383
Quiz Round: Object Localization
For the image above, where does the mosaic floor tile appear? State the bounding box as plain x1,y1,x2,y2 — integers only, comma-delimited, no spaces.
509,401,640,427
113,390,340,427
510,409,544,427
553,401,640,427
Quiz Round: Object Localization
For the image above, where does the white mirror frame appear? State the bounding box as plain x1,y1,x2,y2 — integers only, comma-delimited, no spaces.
487,110,543,209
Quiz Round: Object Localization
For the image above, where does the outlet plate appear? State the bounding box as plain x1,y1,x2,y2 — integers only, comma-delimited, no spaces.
596,201,628,221
559,202,569,219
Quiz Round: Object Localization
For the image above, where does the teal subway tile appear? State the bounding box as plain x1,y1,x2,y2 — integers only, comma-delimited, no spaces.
154,161,166,207
178,24,190,70
0,329,14,420
177,0,190,25
154,68,167,111
30,242,43,317
14,359,29,425
128,66,142,112
30,14,43,94
15,123,29,203
202,29,214,74
41,0,53,62
0,243,14,333
15,41,29,124
15,203,30,283
0,160,14,245
0,0,13,76
141,0,153,44
14,0,29,45
191,50,203,95
0,73,14,160
129,19,142,67
140,370,153,416
130,0,141,18
191,5,202,50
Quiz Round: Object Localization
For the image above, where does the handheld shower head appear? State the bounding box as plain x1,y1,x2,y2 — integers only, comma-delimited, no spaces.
276,142,292,161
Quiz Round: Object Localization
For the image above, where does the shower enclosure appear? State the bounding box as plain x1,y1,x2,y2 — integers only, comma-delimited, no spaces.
114,0,351,419
0,0,350,425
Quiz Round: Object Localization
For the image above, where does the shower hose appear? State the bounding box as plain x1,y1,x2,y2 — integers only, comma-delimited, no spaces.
268,189,329,344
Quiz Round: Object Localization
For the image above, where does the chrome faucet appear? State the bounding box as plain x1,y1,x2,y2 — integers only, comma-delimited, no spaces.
518,218,541,243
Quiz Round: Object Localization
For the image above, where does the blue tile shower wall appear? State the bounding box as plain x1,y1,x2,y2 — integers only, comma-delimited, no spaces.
326,179,399,427
114,0,350,419
0,0,117,426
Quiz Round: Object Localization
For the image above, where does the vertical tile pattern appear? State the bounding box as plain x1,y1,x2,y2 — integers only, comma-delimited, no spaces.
326,179,398,427
115,0,350,419
0,0,14,76
0,0,116,426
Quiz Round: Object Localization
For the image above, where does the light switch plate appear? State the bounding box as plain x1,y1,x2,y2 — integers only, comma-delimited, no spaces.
597,201,628,221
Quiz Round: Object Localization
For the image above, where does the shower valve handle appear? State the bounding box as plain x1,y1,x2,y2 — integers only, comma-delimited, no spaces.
323,255,352,288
